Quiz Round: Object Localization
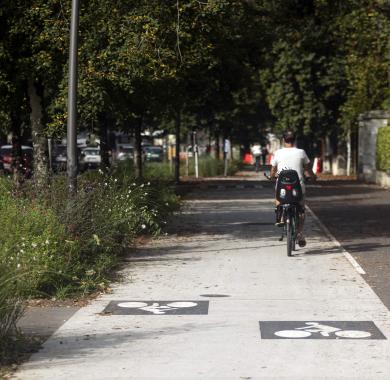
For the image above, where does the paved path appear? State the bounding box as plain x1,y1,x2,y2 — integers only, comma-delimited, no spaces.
15,181,390,379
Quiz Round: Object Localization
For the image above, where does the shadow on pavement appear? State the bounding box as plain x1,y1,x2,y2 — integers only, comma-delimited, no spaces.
22,322,225,366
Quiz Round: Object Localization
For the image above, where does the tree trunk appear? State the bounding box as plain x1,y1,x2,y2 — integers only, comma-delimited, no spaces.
215,130,220,160
174,110,181,184
10,112,23,190
28,79,48,187
98,114,110,170
134,116,143,179
346,129,351,176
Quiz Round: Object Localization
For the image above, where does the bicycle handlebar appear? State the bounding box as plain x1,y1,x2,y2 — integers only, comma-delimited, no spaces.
263,172,314,182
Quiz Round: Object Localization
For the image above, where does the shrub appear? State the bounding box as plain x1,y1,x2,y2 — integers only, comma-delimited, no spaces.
0,171,179,298
184,157,240,177
377,126,390,172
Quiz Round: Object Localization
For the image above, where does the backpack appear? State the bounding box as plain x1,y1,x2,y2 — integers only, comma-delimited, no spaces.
276,169,303,204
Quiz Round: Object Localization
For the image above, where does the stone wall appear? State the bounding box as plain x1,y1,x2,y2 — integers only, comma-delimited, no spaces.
358,110,389,183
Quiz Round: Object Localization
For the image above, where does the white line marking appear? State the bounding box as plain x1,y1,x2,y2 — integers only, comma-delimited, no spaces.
306,205,366,275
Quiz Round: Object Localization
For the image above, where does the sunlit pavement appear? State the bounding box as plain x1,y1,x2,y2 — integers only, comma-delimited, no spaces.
15,178,390,379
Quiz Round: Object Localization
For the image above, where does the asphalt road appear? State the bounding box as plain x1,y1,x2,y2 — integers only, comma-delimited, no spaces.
14,176,390,380
306,180,390,309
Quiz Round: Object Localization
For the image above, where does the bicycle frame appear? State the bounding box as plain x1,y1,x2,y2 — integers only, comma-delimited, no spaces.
279,203,299,256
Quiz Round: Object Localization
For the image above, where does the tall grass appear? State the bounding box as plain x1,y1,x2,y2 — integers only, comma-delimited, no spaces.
113,156,240,180
184,156,241,177
0,263,25,365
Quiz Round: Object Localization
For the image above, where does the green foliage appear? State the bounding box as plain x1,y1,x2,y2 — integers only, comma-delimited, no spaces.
183,157,240,177
337,1,390,129
377,126,390,172
0,173,179,298
113,158,239,179
1,0,390,154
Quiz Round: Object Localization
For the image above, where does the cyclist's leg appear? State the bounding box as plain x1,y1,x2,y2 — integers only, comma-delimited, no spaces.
296,198,306,247
255,156,260,172
274,178,284,226
275,201,284,226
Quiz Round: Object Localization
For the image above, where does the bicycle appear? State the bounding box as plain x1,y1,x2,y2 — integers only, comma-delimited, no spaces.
265,172,309,257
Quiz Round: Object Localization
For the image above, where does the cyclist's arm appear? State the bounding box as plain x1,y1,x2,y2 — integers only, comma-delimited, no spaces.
270,165,278,179
304,163,316,180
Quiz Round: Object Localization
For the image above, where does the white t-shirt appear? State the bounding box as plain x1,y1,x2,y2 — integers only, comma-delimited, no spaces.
251,144,261,156
270,147,310,191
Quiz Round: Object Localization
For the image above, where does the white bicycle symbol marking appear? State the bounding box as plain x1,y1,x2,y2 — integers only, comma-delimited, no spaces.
117,301,198,315
274,322,372,338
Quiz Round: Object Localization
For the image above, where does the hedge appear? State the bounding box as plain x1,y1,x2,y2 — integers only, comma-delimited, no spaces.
377,126,390,172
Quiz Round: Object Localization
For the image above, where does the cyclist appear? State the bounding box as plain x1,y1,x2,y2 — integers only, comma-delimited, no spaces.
269,130,316,247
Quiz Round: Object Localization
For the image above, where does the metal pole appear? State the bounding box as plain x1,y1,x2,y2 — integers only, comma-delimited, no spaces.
193,131,199,178
67,0,80,195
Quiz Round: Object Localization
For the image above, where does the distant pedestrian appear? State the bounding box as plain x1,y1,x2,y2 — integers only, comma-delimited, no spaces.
251,143,261,172
261,145,268,165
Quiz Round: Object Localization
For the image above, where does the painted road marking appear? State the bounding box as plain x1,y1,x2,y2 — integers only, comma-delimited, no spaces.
102,301,209,315
260,321,386,339
306,205,366,274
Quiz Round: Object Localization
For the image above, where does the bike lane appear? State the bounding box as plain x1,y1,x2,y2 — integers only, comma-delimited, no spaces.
15,181,390,379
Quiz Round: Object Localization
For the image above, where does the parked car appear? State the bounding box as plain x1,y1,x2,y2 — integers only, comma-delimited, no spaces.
52,144,67,172
80,147,101,170
0,145,33,175
144,145,164,162
116,144,134,161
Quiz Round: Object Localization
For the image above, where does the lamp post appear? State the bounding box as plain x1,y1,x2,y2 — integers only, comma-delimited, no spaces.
67,0,80,195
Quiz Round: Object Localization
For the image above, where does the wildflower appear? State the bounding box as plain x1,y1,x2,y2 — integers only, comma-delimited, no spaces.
32,242,37,248
17,263,21,268
20,249,25,254
45,239,50,245
93,234,100,246
98,169,103,174
141,224,146,229
104,182,108,186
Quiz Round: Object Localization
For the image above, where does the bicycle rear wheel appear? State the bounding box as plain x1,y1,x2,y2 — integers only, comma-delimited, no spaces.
286,211,293,257
291,211,297,251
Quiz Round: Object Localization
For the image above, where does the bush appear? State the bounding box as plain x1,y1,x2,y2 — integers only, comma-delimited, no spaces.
113,160,173,180
114,157,240,179
184,157,240,177
0,171,179,298
377,126,390,172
